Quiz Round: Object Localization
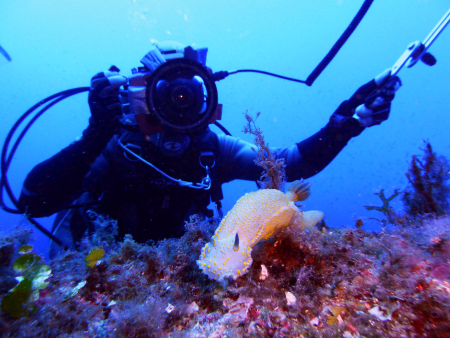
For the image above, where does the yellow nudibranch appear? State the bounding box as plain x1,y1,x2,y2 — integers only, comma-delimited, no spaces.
197,180,324,282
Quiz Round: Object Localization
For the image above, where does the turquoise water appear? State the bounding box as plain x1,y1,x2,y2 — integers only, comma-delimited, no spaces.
1,0,449,257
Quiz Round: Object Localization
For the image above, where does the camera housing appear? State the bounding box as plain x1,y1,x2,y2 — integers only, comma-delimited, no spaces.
125,45,222,134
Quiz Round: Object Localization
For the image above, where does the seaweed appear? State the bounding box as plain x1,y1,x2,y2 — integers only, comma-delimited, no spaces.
364,189,401,225
243,111,286,190
366,142,450,224
402,141,450,217
0,245,51,318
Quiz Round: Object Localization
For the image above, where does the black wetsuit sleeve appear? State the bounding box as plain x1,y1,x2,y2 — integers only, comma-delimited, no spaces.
295,79,379,178
18,126,113,217
295,120,355,178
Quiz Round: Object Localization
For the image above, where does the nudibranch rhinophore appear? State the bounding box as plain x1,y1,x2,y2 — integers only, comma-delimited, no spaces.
197,180,324,282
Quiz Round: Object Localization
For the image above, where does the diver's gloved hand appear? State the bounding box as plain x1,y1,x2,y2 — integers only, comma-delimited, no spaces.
87,66,127,135
355,69,402,127
329,68,401,136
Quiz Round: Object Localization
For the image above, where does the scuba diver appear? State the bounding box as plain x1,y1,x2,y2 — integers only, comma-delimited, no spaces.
17,41,400,258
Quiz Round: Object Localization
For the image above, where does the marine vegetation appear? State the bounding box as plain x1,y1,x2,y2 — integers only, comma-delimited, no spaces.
0,224,34,295
364,189,401,225
243,111,286,190
85,247,105,268
365,141,450,225
402,141,450,217
0,245,51,318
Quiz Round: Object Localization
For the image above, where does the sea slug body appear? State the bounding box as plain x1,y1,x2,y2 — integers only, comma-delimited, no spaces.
197,180,324,281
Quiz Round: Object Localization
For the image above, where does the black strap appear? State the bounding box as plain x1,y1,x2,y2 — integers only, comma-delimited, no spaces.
306,0,374,86
220,1,375,87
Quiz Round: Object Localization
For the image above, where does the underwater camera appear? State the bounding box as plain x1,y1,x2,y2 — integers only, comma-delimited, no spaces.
122,45,222,134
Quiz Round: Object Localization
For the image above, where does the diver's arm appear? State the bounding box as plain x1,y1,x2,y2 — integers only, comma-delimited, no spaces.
218,70,400,182
216,133,338,182
18,69,126,217
216,135,262,182
18,128,112,217
294,122,355,178
216,134,307,182
294,69,400,178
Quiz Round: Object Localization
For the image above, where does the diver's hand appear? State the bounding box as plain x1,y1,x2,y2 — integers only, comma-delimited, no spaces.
329,69,401,135
88,66,127,133
355,69,402,127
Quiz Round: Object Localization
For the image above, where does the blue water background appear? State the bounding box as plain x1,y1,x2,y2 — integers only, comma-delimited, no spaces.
1,0,449,259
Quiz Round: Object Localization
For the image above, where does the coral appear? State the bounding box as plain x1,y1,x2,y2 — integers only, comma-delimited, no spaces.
243,111,286,190
403,141,450,217
197,180,324,281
